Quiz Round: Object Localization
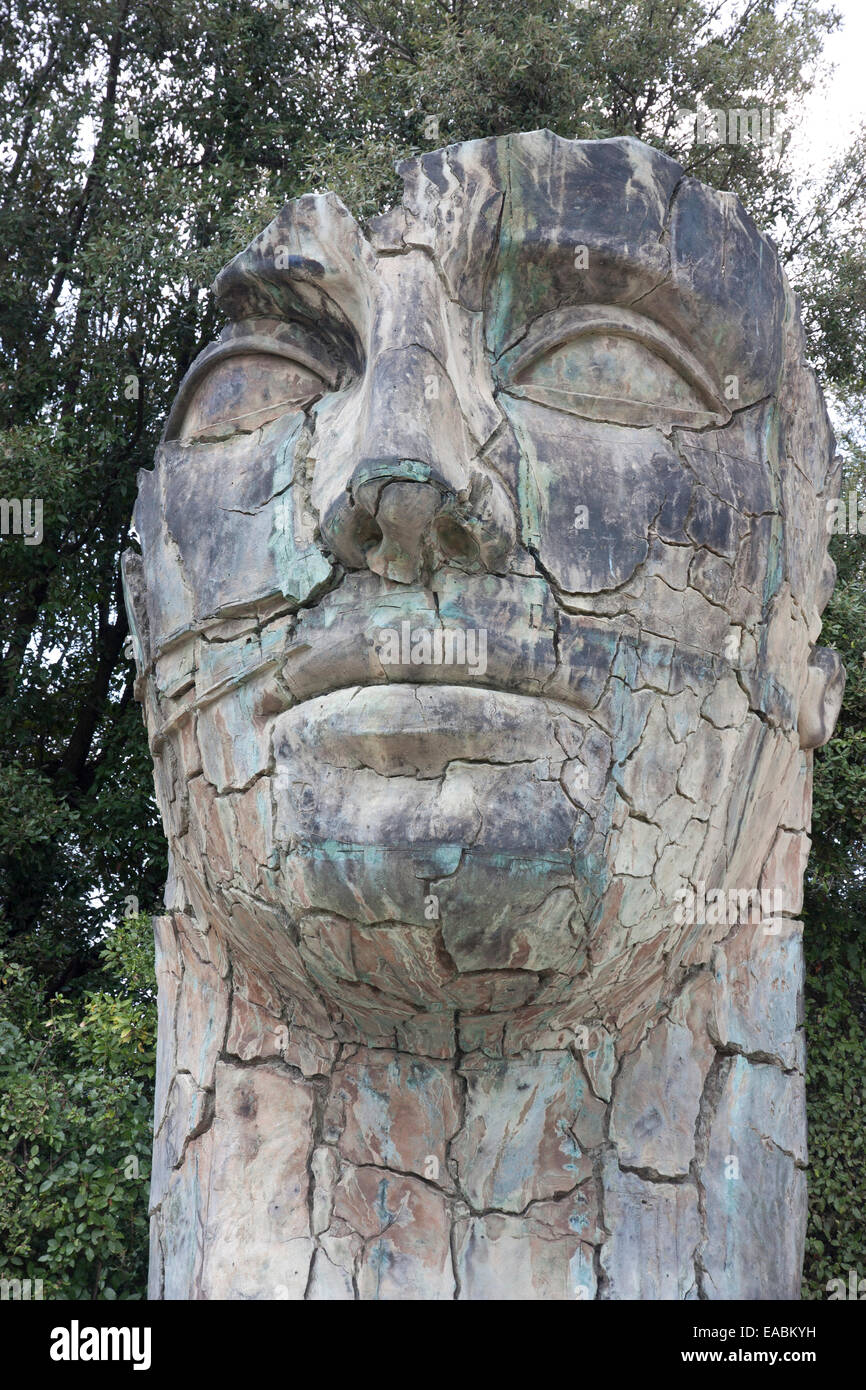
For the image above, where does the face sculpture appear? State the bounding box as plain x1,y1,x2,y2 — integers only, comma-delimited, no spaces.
125,133,844,1301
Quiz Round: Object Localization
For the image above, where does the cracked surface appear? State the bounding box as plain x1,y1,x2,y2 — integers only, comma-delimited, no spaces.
126,131,842,1301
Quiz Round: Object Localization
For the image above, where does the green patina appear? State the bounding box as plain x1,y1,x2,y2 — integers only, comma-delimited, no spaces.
762,401,785,607
269,419,333,604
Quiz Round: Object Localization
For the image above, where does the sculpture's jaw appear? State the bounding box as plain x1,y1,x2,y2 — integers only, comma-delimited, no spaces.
161,614,811,1047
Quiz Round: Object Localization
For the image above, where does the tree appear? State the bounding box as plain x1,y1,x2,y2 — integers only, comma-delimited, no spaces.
0,913,155,1298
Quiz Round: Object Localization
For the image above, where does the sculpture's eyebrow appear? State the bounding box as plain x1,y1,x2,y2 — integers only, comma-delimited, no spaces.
214,254,352,336
486,221,787,409
488,238,682,359
393,133,785,409
481,148,786,404
211,193,376,362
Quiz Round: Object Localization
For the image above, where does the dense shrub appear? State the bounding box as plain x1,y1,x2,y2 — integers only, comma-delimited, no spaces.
0,914,154,1299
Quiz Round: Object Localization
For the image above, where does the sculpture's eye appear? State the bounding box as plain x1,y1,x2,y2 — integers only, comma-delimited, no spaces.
174,351,328,443
501,307,728,429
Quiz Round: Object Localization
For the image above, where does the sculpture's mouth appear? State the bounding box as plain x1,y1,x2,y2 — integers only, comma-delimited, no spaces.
270,682,603,937
278,577,617,717
273,682,587,779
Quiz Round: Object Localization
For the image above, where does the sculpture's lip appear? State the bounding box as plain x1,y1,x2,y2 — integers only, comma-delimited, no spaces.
281,660,570,718
273,682,587,780
278,595,615,717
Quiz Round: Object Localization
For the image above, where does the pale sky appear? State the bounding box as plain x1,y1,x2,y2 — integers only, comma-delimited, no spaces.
789,0,866,181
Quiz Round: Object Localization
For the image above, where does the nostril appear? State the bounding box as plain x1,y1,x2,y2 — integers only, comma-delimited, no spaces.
353,509,383,555
435,515,480,565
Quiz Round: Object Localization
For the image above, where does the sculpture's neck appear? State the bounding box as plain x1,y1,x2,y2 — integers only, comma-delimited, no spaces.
147,907,806,1300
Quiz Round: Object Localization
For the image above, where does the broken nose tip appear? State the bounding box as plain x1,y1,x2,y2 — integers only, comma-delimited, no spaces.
367,539,422,585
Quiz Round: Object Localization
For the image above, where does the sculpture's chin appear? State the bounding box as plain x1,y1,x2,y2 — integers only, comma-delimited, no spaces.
284,838,589,966
267,681,609,996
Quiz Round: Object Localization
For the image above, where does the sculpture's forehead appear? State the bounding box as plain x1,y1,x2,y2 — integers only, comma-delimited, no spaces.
214,131,787,400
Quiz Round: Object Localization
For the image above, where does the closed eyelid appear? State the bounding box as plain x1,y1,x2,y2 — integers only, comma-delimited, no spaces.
164,336,338,442
191,395,321,431
497,305,726,410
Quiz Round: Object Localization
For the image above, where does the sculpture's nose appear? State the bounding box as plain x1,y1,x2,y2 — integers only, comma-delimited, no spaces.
320,346,516,584
349,466,451,585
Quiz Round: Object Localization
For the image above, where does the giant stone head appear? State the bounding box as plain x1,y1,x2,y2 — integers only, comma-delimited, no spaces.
125,132,844,1302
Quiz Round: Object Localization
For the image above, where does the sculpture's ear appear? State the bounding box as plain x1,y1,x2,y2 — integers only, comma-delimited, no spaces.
121,549,151,675
798,647,846,750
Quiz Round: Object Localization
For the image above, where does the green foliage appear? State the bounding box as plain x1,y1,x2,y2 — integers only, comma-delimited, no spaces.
0,914,155,1299
802,920,866,1297
802,439,866,1296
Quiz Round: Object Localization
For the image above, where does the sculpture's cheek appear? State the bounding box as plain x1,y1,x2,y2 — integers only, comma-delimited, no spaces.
499,400,692,594
136,416,333,649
